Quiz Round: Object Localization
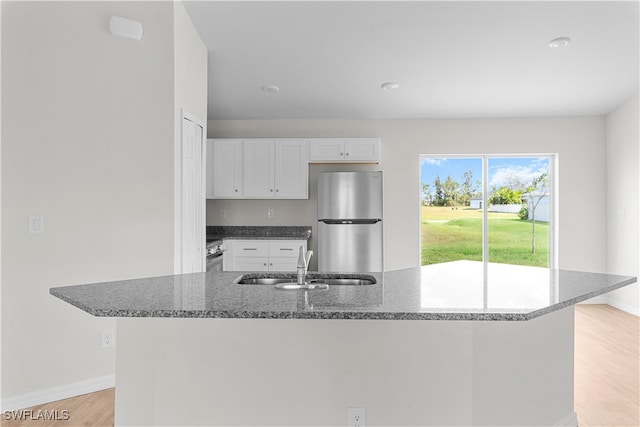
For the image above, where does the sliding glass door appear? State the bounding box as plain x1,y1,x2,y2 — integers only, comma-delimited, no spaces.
420,155,553,269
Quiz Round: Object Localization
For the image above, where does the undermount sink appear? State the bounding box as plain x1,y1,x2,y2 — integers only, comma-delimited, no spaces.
307,278,376,286
234,273,376,287
234,277,292,286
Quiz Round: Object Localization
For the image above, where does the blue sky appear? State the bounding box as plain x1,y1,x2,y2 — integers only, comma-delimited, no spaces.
420,157,549,190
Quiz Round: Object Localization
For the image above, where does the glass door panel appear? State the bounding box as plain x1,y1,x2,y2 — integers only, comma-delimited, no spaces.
420,157,483,266
487,157,550,268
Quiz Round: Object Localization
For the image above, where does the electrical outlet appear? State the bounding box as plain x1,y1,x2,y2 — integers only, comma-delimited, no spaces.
29,216,44,235
267,209,275,219
102,330,115,348
348,407,366,427
219,209,227,220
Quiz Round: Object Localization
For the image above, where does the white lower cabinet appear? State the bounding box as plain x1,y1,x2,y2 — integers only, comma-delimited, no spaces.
223,239,307,272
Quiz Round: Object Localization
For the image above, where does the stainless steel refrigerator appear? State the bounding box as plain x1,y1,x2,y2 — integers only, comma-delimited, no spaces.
317,171,383,272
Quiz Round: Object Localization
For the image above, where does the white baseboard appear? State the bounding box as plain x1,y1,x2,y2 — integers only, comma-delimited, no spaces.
605,298,640,317
578,298,639,317
554,411,578,427
0,375,115,412
579,295,608,304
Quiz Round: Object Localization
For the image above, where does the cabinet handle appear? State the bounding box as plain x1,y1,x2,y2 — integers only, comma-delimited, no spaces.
279,248,294,251
276,189,279,192
340,152,344,156
270,189,273,192
264,263,267,266
235,189,238,192
346,152,350,156
243,248,258,251
269,263,273,266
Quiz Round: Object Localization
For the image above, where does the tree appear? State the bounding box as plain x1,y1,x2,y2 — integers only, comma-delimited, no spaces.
461,169,475,206
421,183,433,206
442,175,460,207
523,172,549,254
488,186,523,205
503,172,526,192
434,175,445,206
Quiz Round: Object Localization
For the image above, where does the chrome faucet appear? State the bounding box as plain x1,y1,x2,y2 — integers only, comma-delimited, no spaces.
296,246,313,285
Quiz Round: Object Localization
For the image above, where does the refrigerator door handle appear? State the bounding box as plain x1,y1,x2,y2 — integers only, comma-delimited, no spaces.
319,219,381,225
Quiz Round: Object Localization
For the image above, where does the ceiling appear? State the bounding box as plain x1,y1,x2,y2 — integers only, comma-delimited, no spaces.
183,1,639,120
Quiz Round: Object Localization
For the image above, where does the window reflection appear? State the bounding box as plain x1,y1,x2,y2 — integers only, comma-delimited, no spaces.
420,261,553,310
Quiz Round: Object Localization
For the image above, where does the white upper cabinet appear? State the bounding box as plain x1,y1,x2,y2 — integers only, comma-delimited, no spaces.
209,138,308,199
208,138,380,199
274,140,309,198
243,139,275,198
308,138,344,161
309,138,380,163
244,139,308,199
207,139,243,199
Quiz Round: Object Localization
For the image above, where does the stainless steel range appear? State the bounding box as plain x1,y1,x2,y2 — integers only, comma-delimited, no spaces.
206,240,224,271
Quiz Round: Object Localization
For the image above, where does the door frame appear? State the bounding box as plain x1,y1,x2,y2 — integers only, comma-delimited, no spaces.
179,109,206,273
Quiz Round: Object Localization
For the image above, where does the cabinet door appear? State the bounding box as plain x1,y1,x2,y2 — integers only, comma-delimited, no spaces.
268,241,307,272
233,257,270,271
268,258,298,272
344,138,381,162
308,139,345,162
212,139,243,198
206,139,215,199
243,139,275,198
274,140,308,199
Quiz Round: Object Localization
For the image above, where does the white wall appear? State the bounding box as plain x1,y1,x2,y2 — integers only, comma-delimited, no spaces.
606,93,640,315
0,1,4,400
173,1,208,273
208,117,607,273
0,0,204,408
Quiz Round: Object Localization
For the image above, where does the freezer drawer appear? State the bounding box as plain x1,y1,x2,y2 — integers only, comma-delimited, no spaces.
318,221,383,272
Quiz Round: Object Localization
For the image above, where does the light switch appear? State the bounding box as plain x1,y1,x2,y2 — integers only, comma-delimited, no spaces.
267,209,275,219
29,216,44,235
219,210,227,220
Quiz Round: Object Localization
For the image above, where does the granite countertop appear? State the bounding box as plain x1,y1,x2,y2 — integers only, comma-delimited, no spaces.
207,226,312,245
50,260,636,321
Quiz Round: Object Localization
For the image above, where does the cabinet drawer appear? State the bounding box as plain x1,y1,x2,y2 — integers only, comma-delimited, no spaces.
233,240,269,257
269,240,306,256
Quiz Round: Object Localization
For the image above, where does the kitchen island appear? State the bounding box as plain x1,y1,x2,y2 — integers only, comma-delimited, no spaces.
50,261,635,426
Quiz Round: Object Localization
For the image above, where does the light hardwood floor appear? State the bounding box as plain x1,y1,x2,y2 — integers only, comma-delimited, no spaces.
1,389,114,427
2,304,637,427
575,304,640,427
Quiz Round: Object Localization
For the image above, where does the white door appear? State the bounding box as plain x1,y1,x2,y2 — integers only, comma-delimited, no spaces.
181,115,205,273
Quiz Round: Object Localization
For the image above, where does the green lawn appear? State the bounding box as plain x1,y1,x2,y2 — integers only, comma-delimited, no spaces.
421,206,549,267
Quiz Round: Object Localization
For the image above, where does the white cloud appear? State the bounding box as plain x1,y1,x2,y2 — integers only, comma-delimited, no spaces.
420,157,447,166
489,163,548,189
